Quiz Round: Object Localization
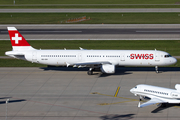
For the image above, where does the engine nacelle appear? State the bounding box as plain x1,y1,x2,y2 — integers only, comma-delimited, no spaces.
100,64,115,74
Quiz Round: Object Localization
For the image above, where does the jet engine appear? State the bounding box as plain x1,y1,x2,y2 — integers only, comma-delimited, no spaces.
100,64,115,74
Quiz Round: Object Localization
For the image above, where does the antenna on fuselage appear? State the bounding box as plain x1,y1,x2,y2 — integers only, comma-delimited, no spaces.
79,47,87,50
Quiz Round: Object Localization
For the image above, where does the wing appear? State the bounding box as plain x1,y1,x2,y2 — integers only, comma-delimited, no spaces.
138,98,166,108
73,61,111,66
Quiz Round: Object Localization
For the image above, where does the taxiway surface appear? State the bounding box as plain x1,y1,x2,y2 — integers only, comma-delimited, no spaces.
0,67,180,120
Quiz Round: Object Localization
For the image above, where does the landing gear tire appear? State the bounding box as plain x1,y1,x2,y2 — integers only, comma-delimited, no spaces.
139,96,143,101
87,68,93,75
155,66,158,73
87,70,93,75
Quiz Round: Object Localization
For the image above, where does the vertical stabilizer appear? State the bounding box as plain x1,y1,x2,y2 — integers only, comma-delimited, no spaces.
7,27,35,51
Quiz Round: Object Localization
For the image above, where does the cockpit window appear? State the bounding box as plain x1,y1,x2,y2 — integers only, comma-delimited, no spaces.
164,54,172,58
135,86,137,89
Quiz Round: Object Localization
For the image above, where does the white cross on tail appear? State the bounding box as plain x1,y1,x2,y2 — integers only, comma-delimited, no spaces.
12,33,22,44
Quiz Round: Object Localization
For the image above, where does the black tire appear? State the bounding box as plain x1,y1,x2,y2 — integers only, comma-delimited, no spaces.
87,71,93,75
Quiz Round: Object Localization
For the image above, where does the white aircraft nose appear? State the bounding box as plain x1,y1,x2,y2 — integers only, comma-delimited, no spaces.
130,88,134,93
173,57,177,64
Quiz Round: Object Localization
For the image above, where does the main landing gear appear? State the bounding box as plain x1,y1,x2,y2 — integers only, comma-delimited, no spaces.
155,66,158,73
87,68,94,75
158,103,166,107
139,96,143,101
161,103,167,107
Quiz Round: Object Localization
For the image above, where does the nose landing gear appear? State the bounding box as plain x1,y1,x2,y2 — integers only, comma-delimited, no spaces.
155,66,158,73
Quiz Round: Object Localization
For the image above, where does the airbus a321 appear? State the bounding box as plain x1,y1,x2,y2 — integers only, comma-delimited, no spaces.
130,84,180,108
5,27,177,75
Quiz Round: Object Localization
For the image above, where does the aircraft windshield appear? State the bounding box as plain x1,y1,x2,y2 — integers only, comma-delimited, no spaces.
164,54,172,58
135,86,137,89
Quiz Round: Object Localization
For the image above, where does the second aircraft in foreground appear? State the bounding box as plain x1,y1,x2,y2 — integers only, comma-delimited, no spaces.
130,84,180,108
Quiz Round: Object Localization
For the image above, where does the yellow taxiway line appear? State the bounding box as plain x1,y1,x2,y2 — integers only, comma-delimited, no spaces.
114,86,120,97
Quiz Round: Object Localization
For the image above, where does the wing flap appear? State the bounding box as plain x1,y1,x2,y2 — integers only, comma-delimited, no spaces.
138,98,165,108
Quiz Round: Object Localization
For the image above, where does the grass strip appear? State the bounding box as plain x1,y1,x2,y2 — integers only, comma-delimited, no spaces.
0,0,179,5
0,59,46,67
2,40,180,56
1,0,180,8
1,13,180,24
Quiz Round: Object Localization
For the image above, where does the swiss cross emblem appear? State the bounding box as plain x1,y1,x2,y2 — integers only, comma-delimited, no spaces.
12,33,22,44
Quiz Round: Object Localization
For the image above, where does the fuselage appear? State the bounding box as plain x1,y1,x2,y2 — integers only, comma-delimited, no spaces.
6,49,177,67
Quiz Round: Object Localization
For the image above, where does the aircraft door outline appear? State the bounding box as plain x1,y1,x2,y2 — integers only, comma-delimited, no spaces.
155,52,160,61
78,53,82,61
121,53,125,61
32,51,37,62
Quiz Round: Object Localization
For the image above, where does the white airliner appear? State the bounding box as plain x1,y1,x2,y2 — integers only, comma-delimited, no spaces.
130,84,180,108
5,27,177,75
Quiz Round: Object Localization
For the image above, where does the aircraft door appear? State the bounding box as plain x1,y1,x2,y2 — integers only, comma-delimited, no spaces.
32,51,37,62
78,53,82,61
155,52,160,61
121,54,125,61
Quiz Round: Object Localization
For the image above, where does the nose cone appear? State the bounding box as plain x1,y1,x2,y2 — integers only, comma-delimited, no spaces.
172,57,177,64
167,57,177,65
130,88,134,93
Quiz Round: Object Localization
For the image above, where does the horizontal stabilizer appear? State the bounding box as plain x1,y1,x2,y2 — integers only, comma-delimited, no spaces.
5,51,24,56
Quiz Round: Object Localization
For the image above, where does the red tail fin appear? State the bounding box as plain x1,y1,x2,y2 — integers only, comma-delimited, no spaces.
7,27,30,46
7,27,35,51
